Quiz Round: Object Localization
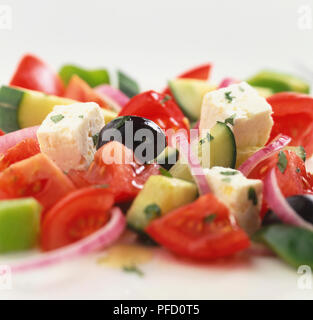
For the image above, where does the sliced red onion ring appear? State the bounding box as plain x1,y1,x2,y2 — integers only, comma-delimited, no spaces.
218,77,238,88
0,126,39,154
238,135,291,176
95,85,130,110
11,207,126,273
173,133,211,195
264,168,313,231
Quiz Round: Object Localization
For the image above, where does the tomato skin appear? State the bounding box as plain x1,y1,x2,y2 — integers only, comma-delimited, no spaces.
64,75,111,109
10,54,64,96
145,193,250,260
0,138,40,172
0,154,75,211
0,130,5,136
68,142,160,203
119,90,189,140
41,187,114,251
267,93,313,157
248,150,313,218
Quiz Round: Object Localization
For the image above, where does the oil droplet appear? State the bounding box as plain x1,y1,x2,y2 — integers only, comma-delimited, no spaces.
97,244,153,268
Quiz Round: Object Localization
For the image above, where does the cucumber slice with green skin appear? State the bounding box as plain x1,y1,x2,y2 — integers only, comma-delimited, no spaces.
169,121,237,181
154,147,179,170
247,70,310,94
0,86,75,132
59,65,110,88
117,70,140,98
284,146,306,161
127,175,198,232
0,198,41,253
169,79,216,121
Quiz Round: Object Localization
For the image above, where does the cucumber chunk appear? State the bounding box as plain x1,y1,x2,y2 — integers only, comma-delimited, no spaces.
117,70,140,98
0,198,41,253
247,70,310,94
169,79,216,121
127,175,197,232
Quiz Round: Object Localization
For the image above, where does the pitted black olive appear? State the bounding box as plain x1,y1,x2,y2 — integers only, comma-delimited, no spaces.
262,194,313,226
97,116,167,163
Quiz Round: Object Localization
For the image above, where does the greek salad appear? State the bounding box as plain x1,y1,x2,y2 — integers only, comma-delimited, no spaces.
0,54,313,272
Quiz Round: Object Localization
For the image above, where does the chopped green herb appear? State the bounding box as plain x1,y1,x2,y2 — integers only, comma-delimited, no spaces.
296,168,301,173
78,115,84,119
277,151,288,173
160,94,172,105
115,116,131,129
159,167,172,177
299,146,306,161
122,265,144,277
94,184,109,189
50,114,64,123
204,214,217,224
199,138,206,145
224,114,236,126
206,133,214,141
144,203,161,220
248,187,258,206
92,133,99,146
220,171,238,176
222,178,231,183
225,91,235,103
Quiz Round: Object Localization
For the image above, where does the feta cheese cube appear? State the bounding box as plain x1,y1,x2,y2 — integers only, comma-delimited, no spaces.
205,166,262,235
199,82,273,166
37,102,104,172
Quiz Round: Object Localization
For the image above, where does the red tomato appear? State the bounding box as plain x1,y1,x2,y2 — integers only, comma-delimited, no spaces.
248,150,313,218
145,193,250,260
162,63,212,96
41,187,114,251
10,54,64,96
68,141,160,203
0,154,75,211
268,93,313,157
64,75,111,109
119,90,189,137
0,130,5,136
0,138,40,172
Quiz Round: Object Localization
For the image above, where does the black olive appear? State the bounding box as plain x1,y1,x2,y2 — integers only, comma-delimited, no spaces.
97,116,167,163
262,194,313,226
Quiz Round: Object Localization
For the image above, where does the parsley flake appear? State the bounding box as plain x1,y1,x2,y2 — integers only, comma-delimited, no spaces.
50,114,64,123
122,265,144,277
224,114,236,126
115,116,131,129
159,167,172,177
144,203,161,220
160,95,172,105
248,187,258,206
207,133,214,141
277,151,288,173
92,133,99,146
203,214,217,224
220,171,238,176
78,115,84,119
225,91,235,103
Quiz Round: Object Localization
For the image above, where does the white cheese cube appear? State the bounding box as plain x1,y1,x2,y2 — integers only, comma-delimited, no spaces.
199,82,273,165
205,166,262,235
37,102,104,172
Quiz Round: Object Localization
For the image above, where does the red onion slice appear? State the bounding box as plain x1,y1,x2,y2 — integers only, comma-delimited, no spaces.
0,126,39,154
173,133,211,195
11,207,126,273
238,135,291,176
218,77,238,88
95,85,130,110
264,168,313,231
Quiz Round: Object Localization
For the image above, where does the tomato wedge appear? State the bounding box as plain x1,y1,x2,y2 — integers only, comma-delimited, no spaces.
248,150,313,218
162,63,212,96
0,154,75,211
0,138,40,172
0,130,5,136
145,193,250,260
10,54,64,96
267,92,313,157
119,90,189,137
41,187,114,251
64,75,111,109
68,141,160,203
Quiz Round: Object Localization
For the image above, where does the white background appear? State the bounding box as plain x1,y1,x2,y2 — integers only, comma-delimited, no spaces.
0,0,313,300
